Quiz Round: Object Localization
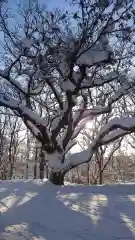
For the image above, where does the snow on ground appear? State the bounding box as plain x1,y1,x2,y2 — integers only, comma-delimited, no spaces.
0,180,135,239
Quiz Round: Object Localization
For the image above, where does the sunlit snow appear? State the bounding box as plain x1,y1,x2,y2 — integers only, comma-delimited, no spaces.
0,180,135,239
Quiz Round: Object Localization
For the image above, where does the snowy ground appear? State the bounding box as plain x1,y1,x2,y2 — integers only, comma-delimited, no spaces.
0,180,135,239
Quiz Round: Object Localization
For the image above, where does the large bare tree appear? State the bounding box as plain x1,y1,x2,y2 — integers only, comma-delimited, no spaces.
0,0,134,184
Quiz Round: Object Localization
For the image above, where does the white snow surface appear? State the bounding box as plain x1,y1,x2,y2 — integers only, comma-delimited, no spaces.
0,179,135,240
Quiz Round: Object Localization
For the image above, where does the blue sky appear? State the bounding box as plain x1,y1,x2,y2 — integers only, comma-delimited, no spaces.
7,0,70,11
0,0,71,47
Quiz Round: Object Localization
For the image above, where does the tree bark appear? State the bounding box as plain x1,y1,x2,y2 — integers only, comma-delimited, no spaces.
39,161,44,179
45,163,49,179
87,163,90,185
49,171,65,185
98,156,103,185
39,146,45,179
8,162,13,180
99,170,103,184
34,163,37,179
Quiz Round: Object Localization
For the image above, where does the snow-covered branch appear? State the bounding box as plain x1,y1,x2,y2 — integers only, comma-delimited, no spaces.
80,106,110,119
72,117,90,140
65,116,135,170
0,68,27,95
76,39,115,67
97,116,135,145
0,95,50,143
76,81,132,121
65,148,94,170
46,78,63,109
81,71,119,89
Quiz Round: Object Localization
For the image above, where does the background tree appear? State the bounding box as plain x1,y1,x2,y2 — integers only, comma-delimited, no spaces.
75,113,122,184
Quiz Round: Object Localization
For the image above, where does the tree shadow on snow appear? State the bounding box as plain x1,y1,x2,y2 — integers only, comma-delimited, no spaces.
0,180,135,239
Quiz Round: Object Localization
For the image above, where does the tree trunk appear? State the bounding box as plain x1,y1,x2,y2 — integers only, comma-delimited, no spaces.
34,145,38,179
8,162,13,180
87,163,90,185
3,167,7,180
99,170,103,184
39,161,44,179
34,163,37,179
25,163,28,179
1,171,3,180
76,167,80,183
45,163,49,179
39,146,44,179
98,157,103,185
49,171,65,185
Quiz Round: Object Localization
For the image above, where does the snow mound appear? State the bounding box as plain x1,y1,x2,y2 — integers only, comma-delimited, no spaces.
0,179,135,239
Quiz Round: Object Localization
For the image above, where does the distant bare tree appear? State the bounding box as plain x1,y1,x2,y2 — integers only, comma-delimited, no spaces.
77,114,122,184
